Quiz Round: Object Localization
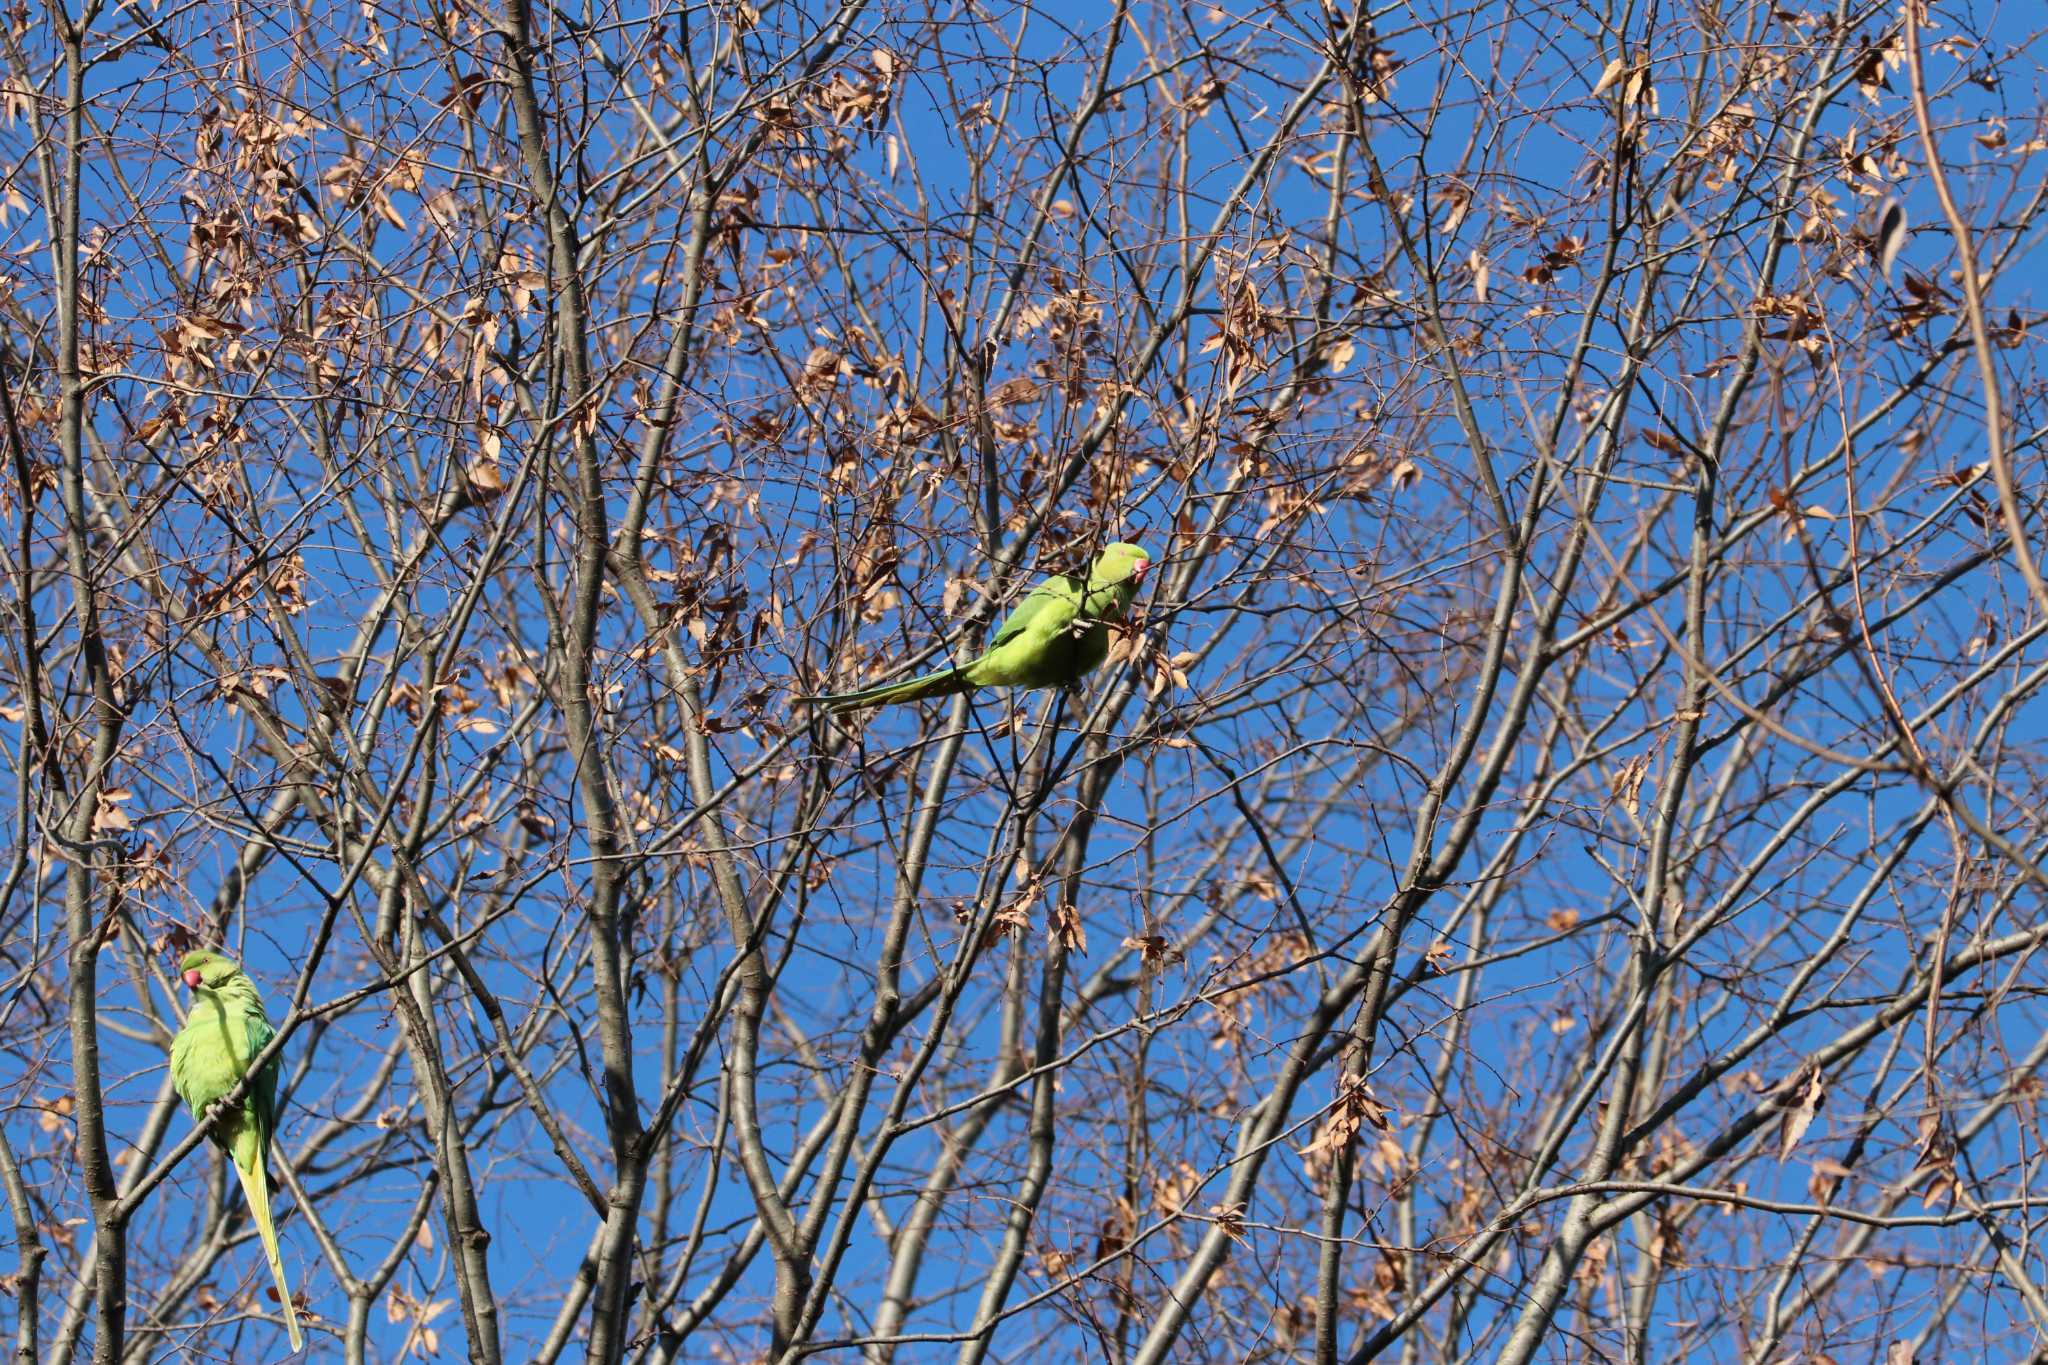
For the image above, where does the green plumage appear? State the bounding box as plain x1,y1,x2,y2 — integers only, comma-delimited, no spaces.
799,543,1153,713
169,949,303,1352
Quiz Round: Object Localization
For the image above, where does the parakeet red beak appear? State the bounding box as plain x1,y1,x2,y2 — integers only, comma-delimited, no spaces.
1133,557,1150,584
183,968,203,988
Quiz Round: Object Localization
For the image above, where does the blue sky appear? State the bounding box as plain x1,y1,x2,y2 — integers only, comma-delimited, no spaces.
9,0,2048,1360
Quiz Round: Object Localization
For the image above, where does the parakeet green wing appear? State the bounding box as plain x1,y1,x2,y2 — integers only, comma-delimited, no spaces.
242,1008,278,1142
985,575,1078,648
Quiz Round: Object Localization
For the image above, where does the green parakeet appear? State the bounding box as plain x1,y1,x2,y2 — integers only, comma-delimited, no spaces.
801,542,1152,713
169,949,303,1352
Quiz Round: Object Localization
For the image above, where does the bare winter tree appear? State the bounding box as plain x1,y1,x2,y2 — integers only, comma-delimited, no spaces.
5,0,2048,1360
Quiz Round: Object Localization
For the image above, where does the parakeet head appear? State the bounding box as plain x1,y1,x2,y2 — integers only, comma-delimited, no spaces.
179,949,243,991
1095,542,1151,587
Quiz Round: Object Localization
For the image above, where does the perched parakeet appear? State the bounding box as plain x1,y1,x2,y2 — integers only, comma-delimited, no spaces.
169,949,303,1352
801,542,1152,713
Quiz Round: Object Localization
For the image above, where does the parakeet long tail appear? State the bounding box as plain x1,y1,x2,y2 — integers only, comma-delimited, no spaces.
231,1157,303,1351
800,666,970,713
